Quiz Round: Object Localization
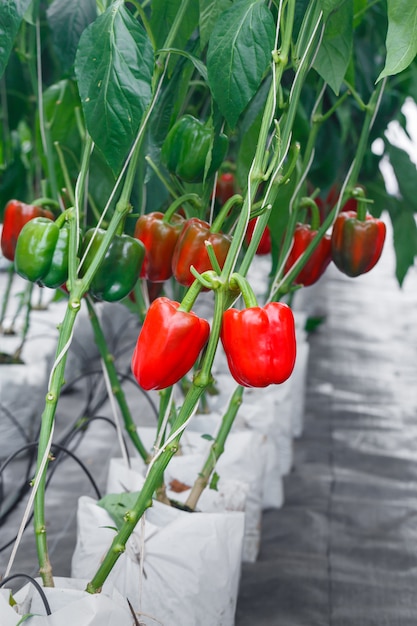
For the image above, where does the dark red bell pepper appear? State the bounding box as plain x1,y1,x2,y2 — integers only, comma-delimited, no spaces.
244,218,271,255
134,211,184,282
131,297,210,390
172,217,231,287
1,200,54,261
220,302,296,387
284,223,332,286
331,210,386,277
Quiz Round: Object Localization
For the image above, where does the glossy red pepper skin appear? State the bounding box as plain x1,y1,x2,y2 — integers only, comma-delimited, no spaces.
331,210,386,277
220,302,296,388
285,223,332,286
215,173,235,206
172,218,231,287
134,211,184,282
1,200,54,261
244,218,272,255
131,297,210,390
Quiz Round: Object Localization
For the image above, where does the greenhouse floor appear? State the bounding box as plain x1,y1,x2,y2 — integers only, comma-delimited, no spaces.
1,217,417,625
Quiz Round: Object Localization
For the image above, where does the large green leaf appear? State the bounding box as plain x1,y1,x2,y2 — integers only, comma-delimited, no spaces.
313,0,353,94
0,0,33,78
388,200,417,286
384,141,417,285
199,0,232,49
378,0,417,80
386,141,417,210
74,1,154,174
47,0,97,72
207,0,275,129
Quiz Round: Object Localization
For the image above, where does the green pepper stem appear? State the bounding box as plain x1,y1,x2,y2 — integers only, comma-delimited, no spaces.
86,297,150,462
229,273,258,309
299,197,320,230
185,385,244,510
210,194,243,233
163,193,201,222
354,187,368,221
178,277,206,312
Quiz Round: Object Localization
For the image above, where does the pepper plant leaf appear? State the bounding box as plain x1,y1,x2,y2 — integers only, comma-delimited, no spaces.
384,141,417,285
313,0,353,94
389,201,417,286
47,0,97,72
74,1,154,175
98,492,141,530
199,0,232,49
0,0,33,78
386,141,417,210
378,0,417,80
207,0,275,129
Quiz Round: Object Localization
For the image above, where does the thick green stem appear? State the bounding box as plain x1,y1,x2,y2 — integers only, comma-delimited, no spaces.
33,81,160,583
86,382,205,594
87,285,228,593
185,386,244,510
86,298,150,463
34,296,81,587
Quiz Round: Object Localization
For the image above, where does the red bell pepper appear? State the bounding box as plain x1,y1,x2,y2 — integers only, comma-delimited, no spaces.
131,297,210,390
284,223,332,286
215,172,235,206
1,200,54,261
172,217,231,286
134,211,184,282
331,210,386,277
220,302,296,387
244,218,272,255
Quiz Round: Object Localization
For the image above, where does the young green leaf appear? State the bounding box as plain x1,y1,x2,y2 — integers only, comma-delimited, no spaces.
313,1,353,94
378,0,417,80
207,0,275,129
98,492,141,530
75,1,154,175
0,0,33,78
47,0,97,72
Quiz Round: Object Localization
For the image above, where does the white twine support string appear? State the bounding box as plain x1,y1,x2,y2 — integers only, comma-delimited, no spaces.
100,357,130,469
145,402,199,478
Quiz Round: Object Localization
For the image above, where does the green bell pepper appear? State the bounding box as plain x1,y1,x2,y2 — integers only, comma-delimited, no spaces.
14,217,70,288
80,228,145,302
161,114,228,183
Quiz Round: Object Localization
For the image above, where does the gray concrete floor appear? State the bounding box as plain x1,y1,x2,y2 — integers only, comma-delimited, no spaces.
1,217,417,624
